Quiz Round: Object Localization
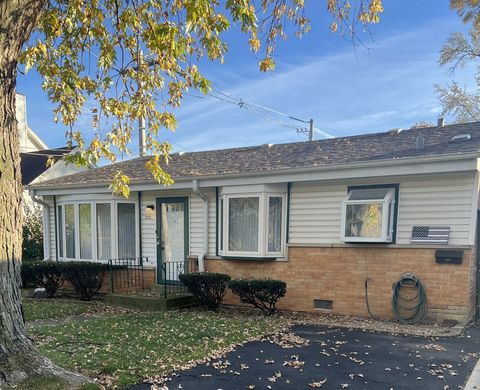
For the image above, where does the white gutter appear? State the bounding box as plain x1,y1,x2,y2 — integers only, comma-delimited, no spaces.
192,179,208,272
29,191,49,208
29,191,50,261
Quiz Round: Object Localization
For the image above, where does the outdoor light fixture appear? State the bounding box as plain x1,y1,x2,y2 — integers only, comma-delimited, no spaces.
145,204,155,218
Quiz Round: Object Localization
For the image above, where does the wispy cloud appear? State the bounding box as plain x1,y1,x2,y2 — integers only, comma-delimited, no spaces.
18,8,476,155
167,17,476,151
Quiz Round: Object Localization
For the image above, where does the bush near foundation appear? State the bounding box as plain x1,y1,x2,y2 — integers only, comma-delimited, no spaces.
229,279,287,315
21,261,40,289
60,262,109,301
179,272,231,310
30,262,65,297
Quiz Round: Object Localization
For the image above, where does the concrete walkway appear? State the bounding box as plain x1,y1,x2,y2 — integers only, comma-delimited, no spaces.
131,324,480,389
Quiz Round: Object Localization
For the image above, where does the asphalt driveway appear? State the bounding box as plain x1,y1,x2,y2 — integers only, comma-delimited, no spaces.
131,324,480,389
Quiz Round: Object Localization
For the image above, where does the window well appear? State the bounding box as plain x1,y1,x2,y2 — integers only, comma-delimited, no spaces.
314,299,333,310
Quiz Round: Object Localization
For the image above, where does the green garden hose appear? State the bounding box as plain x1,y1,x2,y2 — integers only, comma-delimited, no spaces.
392,272,427,324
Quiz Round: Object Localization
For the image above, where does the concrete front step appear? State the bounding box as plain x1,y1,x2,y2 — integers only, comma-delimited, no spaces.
105,293,198,311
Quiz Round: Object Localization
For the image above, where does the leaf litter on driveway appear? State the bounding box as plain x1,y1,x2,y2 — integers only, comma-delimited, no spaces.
130,324,480,390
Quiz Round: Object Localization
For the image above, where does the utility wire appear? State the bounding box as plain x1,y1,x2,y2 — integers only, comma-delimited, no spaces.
188,91,309,134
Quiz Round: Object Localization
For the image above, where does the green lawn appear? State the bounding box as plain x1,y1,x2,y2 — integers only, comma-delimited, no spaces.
23,299,94,321
30,310,284,388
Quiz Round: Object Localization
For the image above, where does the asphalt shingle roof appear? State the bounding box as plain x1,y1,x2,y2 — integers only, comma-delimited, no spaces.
29,121,480,189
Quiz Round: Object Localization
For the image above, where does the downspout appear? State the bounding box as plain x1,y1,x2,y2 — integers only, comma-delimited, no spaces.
53,195,58,260
193,179,208,272
29,190,50,261
138,191,143,266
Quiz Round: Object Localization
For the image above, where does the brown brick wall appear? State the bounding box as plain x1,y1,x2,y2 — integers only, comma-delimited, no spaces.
60,268,156,294
205,246,476,323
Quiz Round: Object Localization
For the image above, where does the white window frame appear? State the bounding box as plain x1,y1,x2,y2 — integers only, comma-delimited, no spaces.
265,194,287,257
95,201,115,262
341,187,396,243
56,200,139,262
115,202,139,259
219,192,287,258
78,202,95,261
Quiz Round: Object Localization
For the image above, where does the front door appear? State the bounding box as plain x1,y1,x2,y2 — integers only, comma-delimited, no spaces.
156,197,189,284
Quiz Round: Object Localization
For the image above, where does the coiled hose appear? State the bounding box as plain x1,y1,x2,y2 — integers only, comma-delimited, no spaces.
392,272,427,324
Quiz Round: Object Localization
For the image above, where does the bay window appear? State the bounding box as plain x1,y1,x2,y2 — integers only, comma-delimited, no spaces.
267,196,283,253
65,204,76,258
79,204,92,259
57,205,64,258
341,186,397,243
219,187,286,258
117,203,136,259
96,203,112,260
228,197,259,252
57,200,137,261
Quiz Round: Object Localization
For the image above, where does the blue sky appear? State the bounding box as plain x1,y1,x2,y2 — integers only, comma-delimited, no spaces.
17,1,476,155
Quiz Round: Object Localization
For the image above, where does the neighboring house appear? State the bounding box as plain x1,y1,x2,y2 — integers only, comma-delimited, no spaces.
16,93,48,153
17,93,88,258
28,121,480,323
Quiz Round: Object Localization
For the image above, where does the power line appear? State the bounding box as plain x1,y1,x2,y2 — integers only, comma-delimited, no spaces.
190,88,333,141
169,140,193,153
188,90,312,135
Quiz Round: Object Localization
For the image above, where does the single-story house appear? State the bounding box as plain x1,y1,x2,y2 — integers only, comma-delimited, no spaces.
28,120,480,323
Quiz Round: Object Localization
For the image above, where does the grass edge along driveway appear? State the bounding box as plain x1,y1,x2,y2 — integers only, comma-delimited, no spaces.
30,309,286,389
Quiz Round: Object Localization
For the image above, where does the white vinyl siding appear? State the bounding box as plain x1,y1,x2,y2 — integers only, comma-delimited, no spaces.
289,183,345,244
140,189,217,265
46,196,56,260
43,170,478,263
396,175,476,245
140,193,158,265
189,189,216,257
289,173,477,246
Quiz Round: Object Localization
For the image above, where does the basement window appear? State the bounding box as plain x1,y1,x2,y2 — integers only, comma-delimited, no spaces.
314,299,333,310
341,186,397,243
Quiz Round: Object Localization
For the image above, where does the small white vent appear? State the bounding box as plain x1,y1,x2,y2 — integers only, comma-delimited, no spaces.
451,134,471,142
388,128,402,134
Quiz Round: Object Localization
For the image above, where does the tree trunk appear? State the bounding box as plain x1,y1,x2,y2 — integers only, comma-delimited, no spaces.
0,0,85,386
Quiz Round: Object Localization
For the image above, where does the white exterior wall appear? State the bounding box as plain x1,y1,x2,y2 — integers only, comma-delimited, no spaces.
44,170,479,264
189,188,217,257
45,188,218,264
289,172,478,246
396,174,478,245
289,183,345,244
16,93,48,153
140,188,217,267
43,196,56,260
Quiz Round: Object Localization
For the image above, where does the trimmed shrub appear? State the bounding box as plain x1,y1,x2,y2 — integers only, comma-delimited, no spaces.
179,272,231,310
229,279,287,315
31,261,64,297
21,261,41,289
61,262,109,300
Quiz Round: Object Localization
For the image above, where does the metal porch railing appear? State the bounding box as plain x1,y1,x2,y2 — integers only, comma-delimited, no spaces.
159,258,197,298
108,257,147,293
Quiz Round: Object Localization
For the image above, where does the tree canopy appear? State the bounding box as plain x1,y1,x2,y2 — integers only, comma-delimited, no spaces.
436,1,480,122
21,0,384,196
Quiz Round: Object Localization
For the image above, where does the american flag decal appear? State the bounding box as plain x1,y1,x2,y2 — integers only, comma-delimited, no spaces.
411,226,450,244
